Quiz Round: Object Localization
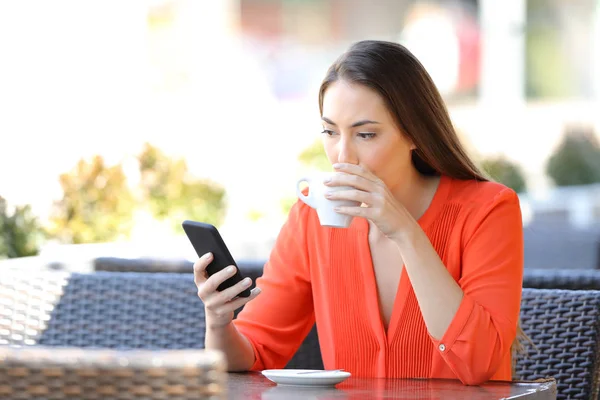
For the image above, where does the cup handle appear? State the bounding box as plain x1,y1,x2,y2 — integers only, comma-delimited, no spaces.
296,177,316,209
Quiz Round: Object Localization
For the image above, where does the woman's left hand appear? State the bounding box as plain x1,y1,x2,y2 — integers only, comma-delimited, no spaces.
324,163,411,240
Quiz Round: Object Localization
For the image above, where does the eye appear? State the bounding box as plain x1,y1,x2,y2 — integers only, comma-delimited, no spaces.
321,129,336,137
358,132,376,139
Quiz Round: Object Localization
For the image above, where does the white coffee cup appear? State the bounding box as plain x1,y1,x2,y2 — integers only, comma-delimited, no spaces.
296,172,360,228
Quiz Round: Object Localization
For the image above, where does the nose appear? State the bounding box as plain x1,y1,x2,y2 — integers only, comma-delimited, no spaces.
337,137,358,165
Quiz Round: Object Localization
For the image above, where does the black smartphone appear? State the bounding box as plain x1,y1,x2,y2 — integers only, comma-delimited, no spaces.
182,220,251,298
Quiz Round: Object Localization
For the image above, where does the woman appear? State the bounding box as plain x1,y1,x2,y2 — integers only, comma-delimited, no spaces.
194,40,524,385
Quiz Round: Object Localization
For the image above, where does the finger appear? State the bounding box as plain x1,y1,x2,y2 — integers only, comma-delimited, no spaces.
332,163,378,182
215,287,262,315
325,172,374,192
197,264,237,299
333,205,371,218
193,252,213,285
325,188,371,204
214,276,254,304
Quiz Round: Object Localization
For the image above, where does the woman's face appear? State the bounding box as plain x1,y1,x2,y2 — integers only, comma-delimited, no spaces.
320,79,416,192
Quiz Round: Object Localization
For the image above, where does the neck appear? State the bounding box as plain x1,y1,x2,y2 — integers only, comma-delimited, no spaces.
370,171,440,241
396,171,440,220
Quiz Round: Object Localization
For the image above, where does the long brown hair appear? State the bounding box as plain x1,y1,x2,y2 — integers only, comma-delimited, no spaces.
319,39,527,374
319,40,486,181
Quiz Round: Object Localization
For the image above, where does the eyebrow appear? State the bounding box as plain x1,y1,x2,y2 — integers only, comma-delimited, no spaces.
321,117,380,128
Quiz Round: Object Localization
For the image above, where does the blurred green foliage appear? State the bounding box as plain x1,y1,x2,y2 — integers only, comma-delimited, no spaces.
0,196,44,259
138,143,226,232
546,126,600,186
48,155,136,244
481,157,528,193
47,143,227,244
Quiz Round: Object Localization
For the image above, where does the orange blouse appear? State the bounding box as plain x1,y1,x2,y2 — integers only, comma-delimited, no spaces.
233,175,524,385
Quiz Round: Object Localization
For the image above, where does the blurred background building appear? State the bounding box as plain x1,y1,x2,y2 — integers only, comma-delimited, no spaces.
0,0,599,269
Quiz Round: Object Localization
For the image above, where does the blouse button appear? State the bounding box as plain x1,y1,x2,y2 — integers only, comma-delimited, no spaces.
439,344,446,352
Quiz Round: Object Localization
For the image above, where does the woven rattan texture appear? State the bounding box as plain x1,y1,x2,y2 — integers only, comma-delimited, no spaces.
0,272,70,346
36,273,205,350
1,270,323,369
515,289,600,399
8,271,598,398
0,347,226,399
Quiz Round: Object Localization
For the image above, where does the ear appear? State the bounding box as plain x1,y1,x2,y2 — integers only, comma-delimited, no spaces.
404,134,417,150
400,130,417,150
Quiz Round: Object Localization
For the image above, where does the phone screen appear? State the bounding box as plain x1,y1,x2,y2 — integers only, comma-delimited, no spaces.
182,220,251,297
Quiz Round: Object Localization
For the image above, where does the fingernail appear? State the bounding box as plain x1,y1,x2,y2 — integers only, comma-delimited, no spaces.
227,266,235,273
243,278,251,286
254,287,262,295
205,252,213,260
323,177,331,184
324,192,332,198
333,163,342,169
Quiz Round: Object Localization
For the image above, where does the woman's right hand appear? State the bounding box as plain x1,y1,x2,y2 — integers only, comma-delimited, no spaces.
194,252,262,329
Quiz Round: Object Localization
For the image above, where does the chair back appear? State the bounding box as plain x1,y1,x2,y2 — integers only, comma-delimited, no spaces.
37,272,206,350
516,288,600,400
0,270,69,346
0,270,322,369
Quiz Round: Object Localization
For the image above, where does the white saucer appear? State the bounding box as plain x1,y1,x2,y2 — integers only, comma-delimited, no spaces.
261,369,351,387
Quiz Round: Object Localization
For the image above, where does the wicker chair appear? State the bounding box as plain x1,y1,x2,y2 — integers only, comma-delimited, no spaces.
515,288,600,400
0,270,70,347
4,271,599,398
0,270,323,370
91,259,324,370
0,346,227,399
